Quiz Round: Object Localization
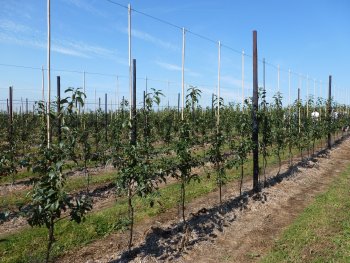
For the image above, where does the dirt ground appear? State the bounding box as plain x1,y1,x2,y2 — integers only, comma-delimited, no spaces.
55,136,350,263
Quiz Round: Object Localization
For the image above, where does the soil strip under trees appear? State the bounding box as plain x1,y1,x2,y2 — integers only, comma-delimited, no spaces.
56,136,350,263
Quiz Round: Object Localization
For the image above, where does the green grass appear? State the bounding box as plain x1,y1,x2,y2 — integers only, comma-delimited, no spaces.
0,170,232,262
0,146,296,262
0,170,37,185
261,164,350,263
0,139,335,262
0,171,116,211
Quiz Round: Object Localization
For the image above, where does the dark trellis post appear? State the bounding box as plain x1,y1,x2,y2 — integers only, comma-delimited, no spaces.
9,86,13,142
212,93,214,118
327,75,332,149
57,76,61,143
105,93,108,142
177,93,180,116
252,30,259,192
143,90,146,111
131,59,137,145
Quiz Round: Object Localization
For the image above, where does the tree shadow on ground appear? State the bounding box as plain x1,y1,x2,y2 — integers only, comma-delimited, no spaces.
111,134,350,263
112,157,308,263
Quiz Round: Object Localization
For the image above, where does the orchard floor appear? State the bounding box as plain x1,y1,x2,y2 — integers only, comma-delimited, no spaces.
58,136,350,263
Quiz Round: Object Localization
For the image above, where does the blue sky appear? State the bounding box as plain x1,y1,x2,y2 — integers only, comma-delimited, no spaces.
0,0,349,111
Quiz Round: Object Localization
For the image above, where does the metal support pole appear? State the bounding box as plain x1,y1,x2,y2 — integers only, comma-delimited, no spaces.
128,3,132,120
242,50,245,109
277,64,280,93
217,41,221,127
47,0,51,148
181,27,186,120
288,69,291,107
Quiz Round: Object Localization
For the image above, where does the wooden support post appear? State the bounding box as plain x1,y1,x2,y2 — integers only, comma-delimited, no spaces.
252,30,259,192
177,93,180,116
57,76,61,143
298,87,301,133
328,75,332,149
131,59,137,145
9,86,13,142
105,93,108,142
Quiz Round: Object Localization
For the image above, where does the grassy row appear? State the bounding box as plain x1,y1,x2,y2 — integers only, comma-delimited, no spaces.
1,134,315,210
261,164,350,262
0,172,116,210
0,137,333,262
0,169,237,262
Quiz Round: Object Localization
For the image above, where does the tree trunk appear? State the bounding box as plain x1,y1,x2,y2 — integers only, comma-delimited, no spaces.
46,217,55,263
240,162,244,196
181,180,186,224
127,186,134,251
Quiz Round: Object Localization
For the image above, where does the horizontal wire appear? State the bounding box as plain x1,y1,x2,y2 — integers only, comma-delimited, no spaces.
2,0,329,93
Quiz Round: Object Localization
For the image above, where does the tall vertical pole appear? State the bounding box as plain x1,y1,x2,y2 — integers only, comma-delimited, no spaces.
242,50,245,109
217,41,221,127
263,58,266,97
145,76,148,94
288,69,291,107
306,74,309,117
177,93,180,116
26,98,28,114
252,31,259,192
143,91,146,111
57,76,61,143
47,0,51,148
313,78,316,100
128,3,132,120
181,27,186,120
105,93,108,142
328,75,332,149
131,59,137,145
21,98,24,116
298,74,301,133
320,80,323,116
9,86,13,141
94,89,96,112
116,75,119,112
277,64,280,93
167,80,169,109
42,66,45,102
211,93,214,118
83,71,86,112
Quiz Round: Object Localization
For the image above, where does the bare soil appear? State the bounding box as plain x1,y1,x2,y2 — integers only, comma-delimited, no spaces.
55,135,350,263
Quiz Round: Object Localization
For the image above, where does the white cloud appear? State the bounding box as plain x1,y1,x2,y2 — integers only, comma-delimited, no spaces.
62,0,106,17
0,19,117,59
56,39,116,58
132,29,178,51
52,44,89,58
117,26,178,51
156,61,182,71
0,19,32,33
156,61,201,77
